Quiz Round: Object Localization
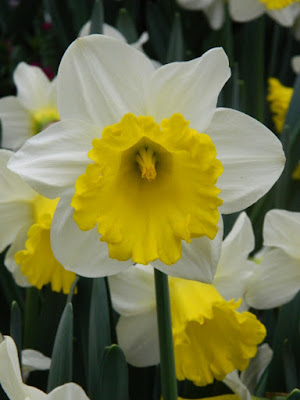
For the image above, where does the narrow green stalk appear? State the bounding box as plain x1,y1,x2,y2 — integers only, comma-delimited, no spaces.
24,287,39,348
154,269,177,400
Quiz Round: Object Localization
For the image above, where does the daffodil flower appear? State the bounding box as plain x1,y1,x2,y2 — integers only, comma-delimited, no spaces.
246,209,300,309
230,0,300,26
213,211,300,310
8,35,284,280
109,263,266,386
0,335,89,400
178,0,300,29
0,63,59,151
177,0,225,30
0,149,76,293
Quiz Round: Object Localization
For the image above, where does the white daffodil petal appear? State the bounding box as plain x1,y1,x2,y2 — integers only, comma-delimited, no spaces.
0,97,32,151
263,209,300,259
0,150,36,202
240,343,273,393
245,248,300,309
213,212,255,309
0,336,46,400
204,0,225,30
109,264,156,316
229,0,265,22
153,217,223,283
22,349,51,373
147,47,230,132
0,201,33,253
117,311,159,367
218,212,254,274
268,5,299,27
292,55,300,74
13,62,51,111
57,35,154,126
47,383,90,400
5,224,32,287
177,0,214,10
223,370,252,400
207,108,285,214
79,21,127,43
51,194,132,277
7,120,99,199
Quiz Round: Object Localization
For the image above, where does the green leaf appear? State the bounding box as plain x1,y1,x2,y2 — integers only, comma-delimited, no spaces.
47,302,73,392
116,8,138,43
45,0,77,50
266,291,300,392
99,345,129,400
10,301,22,367
166,13,184,63
87,278,111,400
146,3,169,63
90,0,104,34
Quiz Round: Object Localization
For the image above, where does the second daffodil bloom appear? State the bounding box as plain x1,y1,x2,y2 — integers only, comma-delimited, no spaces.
109,264,266,386
246,209,300,309
0,335,90,400
230,0,300,27
0,149,76,294
0,62,59,151
8,35,285,281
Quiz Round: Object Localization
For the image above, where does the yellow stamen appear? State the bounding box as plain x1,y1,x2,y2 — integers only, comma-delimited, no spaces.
31,107,60,135
259,0,300,9
136,148,157,181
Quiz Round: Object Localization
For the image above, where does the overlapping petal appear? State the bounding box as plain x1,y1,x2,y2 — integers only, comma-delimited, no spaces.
229,0,265,21
147,47,230,132
51,193,132,277
263,209,300,259
207,108,285,213
8,120,100,198
57,35,155,126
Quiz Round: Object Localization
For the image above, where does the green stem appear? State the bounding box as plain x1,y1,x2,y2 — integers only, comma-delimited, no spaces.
154,269,177,400
24,287,39,348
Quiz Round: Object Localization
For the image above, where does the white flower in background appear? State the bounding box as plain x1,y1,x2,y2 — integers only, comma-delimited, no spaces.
292,55,300,73
213,211,300,310
22,349,51,381
246,209,300,309
8,35,284,281
177,0,225,30
0,63,58,151
0,149,76,293
79,20,149,52
213,212,257,311
0,335,90,400
229,0,300,27
177,0,300,29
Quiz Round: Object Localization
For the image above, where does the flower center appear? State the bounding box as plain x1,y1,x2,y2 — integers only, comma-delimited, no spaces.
259,0,300,9
31,107,60,135
14,196,76,294
71,113,223,265
136,147,157,181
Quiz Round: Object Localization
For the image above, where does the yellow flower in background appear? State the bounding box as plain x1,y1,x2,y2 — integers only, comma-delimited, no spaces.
109,264,266,386
0,150,76,294
0,63,59,151
267,78,293,133
260,0,300,9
